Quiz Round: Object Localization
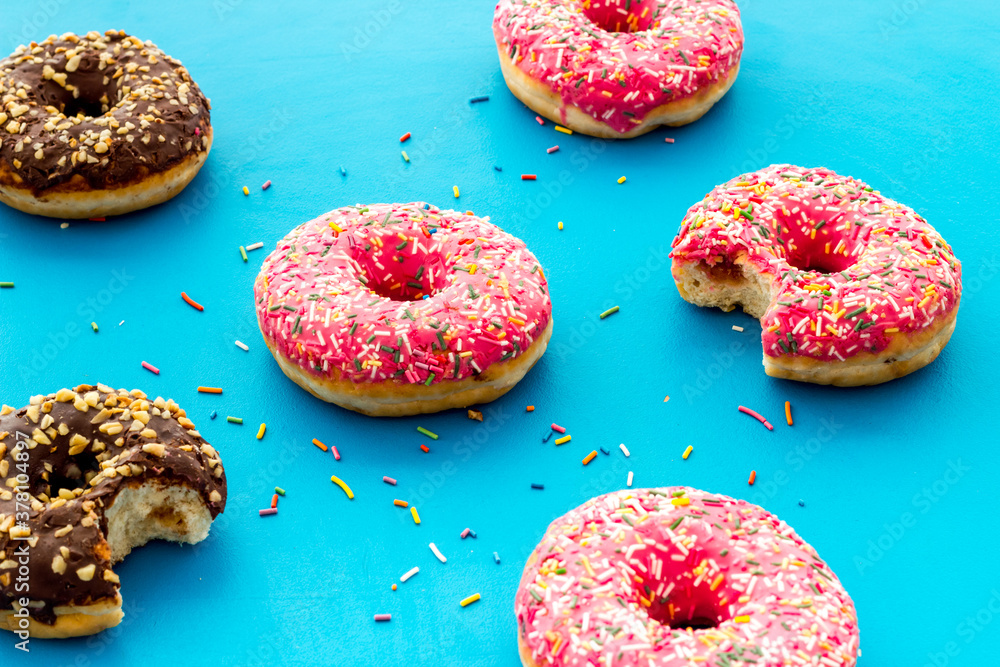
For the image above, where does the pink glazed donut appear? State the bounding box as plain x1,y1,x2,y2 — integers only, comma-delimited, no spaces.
670,165,962,386
493,0,744,138
254,203,553,416
516,487,860,667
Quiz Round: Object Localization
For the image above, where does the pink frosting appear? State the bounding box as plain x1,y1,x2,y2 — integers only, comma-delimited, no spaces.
671,165,962,362
516,487,860,666
254,204,552,386
493,0,744,134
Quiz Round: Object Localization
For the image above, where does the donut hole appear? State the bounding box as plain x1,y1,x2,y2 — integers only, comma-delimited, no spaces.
644,583,732,631
776,207,860,275
36,54,118,119
349,231,443,302
46,452,102,496
785,246,856,274
583,0,659,33
60,96,107,119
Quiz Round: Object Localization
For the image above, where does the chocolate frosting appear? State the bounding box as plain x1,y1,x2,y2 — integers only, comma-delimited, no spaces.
0,385,226,625
0,30,211,193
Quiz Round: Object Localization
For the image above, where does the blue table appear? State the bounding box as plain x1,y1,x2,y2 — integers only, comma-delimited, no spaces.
1,1,997,665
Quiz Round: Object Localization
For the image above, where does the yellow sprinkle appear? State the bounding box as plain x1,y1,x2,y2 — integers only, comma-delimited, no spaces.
682,445,693,460
402,150,410,162
671,497,690,506
617,176,627,184
256,423,266,440
885,327,899,333
242,186,249,196
555,125,573,135
710,574,725,591
734,615,750,623
581,556,595,577
329,222,344,233
459,593,481,607
554,435,572,445
410,506,421,524
558,221,564,230
330,475,354,500
453,185,460,198
918,295,931,308
582,450,597,465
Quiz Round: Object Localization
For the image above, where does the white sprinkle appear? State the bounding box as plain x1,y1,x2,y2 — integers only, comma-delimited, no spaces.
246,242,264,251
732,325,744,332
619,443,630,457
118,320,125,326
627,471,634,487
235,340,249,351
429,542,447,563
400,566,420,582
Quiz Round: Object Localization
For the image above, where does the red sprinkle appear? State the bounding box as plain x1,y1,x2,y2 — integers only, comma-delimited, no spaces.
546,145,559,154
332,445,341,461
270,494,279,509
665,138,675,144
521,174,537,181
420,444,430,453
551,423,566,434
89,217,106,222
141,361,160,375
181,292,204,312
400,132,411,142
535,116,545,125
738,405,774,431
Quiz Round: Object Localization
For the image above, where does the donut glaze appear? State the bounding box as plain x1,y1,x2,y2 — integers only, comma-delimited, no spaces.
516,487,859,667
254,203,552,412
493,0,743,135
671,165,961,385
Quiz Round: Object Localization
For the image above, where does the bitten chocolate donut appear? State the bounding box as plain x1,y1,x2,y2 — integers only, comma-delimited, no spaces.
0,31,212,219
0,385,226,638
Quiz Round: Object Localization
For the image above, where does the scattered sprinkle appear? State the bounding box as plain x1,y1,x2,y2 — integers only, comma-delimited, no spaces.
242,186,249,196
401,150,410,162
262,180,272,190
555,125,572,135
197,386,223,394
141,361,160,375
557,221,564,230
469,95,489,104
275,486,286,496
91,322,99,332
256,423,266,440
393,499,408,508
383,476,397,485
531,483,545,490
331,445,341,461
599,306,620,319
619,443,630,457
732,325,744,332
494,165,503,172
551,423,567,434
417,426,438,440
526,405,535,412
547,145,559,154
271,494,278,509
535,116,545,125
312,438,328,452
554,435,572,446
663,396,670,402
785,401,793,426
460,593,481,608
258,508,277,517
582,450,598,466
392,584,397,591
799,500,806,507
239,245,248,262
399,132,411,142
521,174,537,181
181,292,204,311
738,405,774,431
420,444,430,453
374,614,391,622
493,552,501,564
600,447,610,455
210,411,217,420
400,566,419,582
246,242,264,251
235,340,249,351
627,471,634,487
227,416,243,424
664,137,675,144
748,470,757,485
340,166,347,176
617,176,627,184
429,542,447,563
0,282,13,288
453,185,460,198
330,475,355,499
682,445,693,460
410,506,421,524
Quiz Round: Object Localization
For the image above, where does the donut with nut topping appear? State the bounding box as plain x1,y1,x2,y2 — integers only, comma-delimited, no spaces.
0,30,212,219
0,385,226,638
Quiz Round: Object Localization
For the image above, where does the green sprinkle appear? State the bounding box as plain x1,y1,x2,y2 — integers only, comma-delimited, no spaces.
845,306,868,319
227,416,243,424
0,282,14,288
275,487,286,496
424,373,436,386
239,246,248,262
91,322,99,332
599,306,620,319
417,426,439,440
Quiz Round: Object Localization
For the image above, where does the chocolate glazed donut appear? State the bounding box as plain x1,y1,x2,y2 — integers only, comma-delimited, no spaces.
0,30,212,219
0,385,226,638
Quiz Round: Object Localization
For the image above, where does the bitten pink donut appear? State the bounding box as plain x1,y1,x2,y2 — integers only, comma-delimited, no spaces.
516,487,860,667
493,0,743,138
671,165,961,386
254,203,553,416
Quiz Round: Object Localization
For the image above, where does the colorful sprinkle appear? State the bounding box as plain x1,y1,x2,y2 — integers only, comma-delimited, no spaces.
410,506,421,524
400,566,420,582
535,116,545,125
558,221,564,230
394,499,409,508
582,450,597,466
0,282,13,288
417,426,439,440
197,386,223,394
246,242,264,251
235,340,249,351
256,424,266,440
275,486,286,496
258,508,277,517
551,423,567,434
453,185,460,198
617,176,627,184
312,438,328,452
531,483,545,490
526,405,535,412
399,132,411,142
227,416,242,424
90,322,99,332
374,614,391,622
181,292,204,311
554,435,572,445
239,245,248,262
401,150,410,162
493,552,501,564
665,137,675,144
732,325,744,332
429,542,447,563
555,125,572,135
262,180,272,190
330,475,355,499
460,593,481,607
521,174,537,181
141,361,160,375
547,145,559,154
627,471,634,487
748,470,757,485
785,401,793,426
599,306,620,319
383,476,397,485
682,445,693,459
242,186,249,196
469,95,490,104
738,405,774,431
420,444,430,453
619,443,630,457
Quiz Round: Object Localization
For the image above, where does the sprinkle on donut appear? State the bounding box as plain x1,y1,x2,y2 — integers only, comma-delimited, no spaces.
671,165,962,384
255,203,552,390
516,487,859,666
0,30,211,193
493,0,743,135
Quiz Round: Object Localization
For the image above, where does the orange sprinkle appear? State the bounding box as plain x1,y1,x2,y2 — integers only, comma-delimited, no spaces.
312,438,329,452
748,470,757,485
784,401,793,426
399,132,411,142
181,292,204,311
420,444,430,453
393,499,409,508
270,494,278,509
392,584,397,591
197,386,223,394
526,405,535,412
582,450,598,466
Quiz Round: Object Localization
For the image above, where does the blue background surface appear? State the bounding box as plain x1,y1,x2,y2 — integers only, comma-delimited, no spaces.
1,1,998,665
